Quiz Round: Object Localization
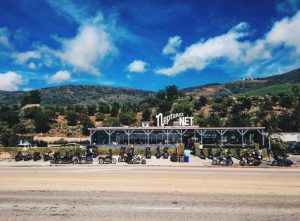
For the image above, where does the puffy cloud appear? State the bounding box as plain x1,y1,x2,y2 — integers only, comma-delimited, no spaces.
127,60,148,73
0,71,26,91
157,11,300,76
58,21,115,75
162,36,182,55
0,27,11,48
157,23,248,76
266,11,300,53
47,70,71,84
13,51,41,65
28,62,37,69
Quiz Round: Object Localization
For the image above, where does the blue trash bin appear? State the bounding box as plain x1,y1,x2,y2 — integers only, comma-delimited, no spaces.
184,149,191,163
184,156,189,162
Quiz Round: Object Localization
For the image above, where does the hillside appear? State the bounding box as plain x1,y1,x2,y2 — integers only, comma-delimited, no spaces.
0,85,154,106
184,68,300,97
1,68,300,107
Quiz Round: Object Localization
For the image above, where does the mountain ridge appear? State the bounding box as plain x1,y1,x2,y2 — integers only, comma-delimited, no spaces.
1,68,300,106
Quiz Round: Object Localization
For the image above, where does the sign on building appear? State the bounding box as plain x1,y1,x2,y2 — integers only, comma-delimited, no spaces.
156,113,194,127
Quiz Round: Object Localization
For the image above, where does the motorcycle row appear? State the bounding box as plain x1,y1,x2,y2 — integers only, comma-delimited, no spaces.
14,146,294,167
199,148,293,167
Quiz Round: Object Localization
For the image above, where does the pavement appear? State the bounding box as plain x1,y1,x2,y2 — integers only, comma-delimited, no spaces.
0,163,300,220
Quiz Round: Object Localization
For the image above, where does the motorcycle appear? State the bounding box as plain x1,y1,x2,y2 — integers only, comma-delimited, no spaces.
239,151,262,166
118,147,128,162
99,149,117,164
33,152,41,161
43,152,52,161
50,151,74,164
23,153,33,161
128,154,146,164
212,149,233,166
207,148,213,159
271,152,293,167
73,151,93,164
145,147,152,159
162,147,169,159
155,146,161,159
199,149,206,159
15,151,24,161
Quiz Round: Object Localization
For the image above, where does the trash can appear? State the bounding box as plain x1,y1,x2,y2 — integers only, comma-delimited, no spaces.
184,149,191,163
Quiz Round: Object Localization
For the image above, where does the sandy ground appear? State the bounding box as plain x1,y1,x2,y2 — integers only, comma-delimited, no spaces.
0,164,300,220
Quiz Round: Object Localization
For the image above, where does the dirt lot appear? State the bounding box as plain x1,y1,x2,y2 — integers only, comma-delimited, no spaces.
0,165,300,221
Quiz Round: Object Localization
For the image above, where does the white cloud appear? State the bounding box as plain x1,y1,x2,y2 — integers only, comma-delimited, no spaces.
13,51,41,65
157,11,300,76
57,15,116,75
0,71,26,91
47,70,71,84
157,23,248,76
0,27,11,48
162,36,182,55
28,62,37,69
127,60,148,73
266,10,300,53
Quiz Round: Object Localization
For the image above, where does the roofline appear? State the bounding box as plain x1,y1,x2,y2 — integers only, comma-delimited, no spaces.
88,126,265,131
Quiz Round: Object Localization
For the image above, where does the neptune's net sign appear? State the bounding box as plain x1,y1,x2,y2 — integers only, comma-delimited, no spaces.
156,113,194,127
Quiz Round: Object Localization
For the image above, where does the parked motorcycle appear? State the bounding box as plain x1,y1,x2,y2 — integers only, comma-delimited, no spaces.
50,151,74,164
199,149,206,159
98,156,117,164
145,147,152,159
128,154,146,164
118,146,128,162
99,149,117,164
43,152,52,161
73,151,93,164
33,152,41,161
162,147,169,159
212,149,233,166
207,148,213,159
239,151,262,166
155,146,161,159
271,152,293,167
23,153,33,161
15,151,24,161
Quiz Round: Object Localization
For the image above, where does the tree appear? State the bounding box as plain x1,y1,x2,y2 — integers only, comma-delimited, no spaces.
206,113,221,127
81,116,95,136
103,117,120,127
194,96,207,110
98,102,110,114
142,108,151,121
110,102,120,117
227,112,252,127
119,112,136,125
66,111,78,126
0,111,20,127
21,90,41,106
172,102,193,116
95,112,105,121
34,111,51,133
87,104,97,116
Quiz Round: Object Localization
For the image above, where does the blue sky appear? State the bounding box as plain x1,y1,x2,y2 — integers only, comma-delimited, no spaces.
0,0,300,91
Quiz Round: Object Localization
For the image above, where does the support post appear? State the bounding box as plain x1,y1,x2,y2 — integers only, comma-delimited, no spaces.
176,129,187,144
104,130,115,145
124,130,134,145
89,130,97,145
195,130,207,145
237,129,248,147
257,129,266,147
162,130,173,145
217,129,228,147
143,130,153,145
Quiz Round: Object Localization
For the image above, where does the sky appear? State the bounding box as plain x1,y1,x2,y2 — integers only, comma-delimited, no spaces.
0,0,300,91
